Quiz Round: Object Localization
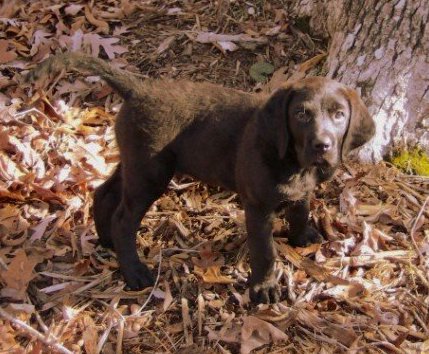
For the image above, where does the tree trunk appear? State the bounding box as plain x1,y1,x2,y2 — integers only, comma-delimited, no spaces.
286,0,429,162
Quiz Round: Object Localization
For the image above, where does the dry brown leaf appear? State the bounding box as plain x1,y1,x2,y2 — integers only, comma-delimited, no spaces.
80,107,114,125
0,320,18,351
0,1,19,17
73,258,91,276
0,40,17,64
82,314,99,354
297,53,327,72
29,214,57,242
121,0,137,16
296,308,357,346
194,265,235,284
277,242,349,285
264,53,327,93
0,151,25,181
162,280,174,312
206,323,241,344
155,36,176,55
214,41,238,53
0,184,25,201
241,316,288,354
64,4,84,16
0,249,39,300
31,184,65,203
264,65,288,93
1,2,428,352
83,33,127,59
322,282,366,300
192,242,224,269
84,6,109,34
0,204,30,237
30,30,52,56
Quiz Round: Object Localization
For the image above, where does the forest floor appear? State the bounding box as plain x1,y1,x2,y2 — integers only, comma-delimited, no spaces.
0,1,429,353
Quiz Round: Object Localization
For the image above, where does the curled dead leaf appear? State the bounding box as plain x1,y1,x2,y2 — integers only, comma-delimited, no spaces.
84,6,109,34
241,316,288,354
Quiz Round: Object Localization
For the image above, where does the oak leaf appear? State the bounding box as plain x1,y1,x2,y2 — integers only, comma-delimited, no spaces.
0,249,39,300
194,265,235,284
0,40,17,64
83,33,127,59
241,316,288,354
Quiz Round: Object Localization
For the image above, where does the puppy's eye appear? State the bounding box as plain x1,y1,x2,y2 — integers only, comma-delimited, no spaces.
295,111,310,122
335,111,346,120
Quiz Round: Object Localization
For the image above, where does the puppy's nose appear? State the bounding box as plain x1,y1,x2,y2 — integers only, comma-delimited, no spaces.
312,137,332,153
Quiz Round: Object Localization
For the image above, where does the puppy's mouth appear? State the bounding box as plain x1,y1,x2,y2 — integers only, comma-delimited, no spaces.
312,155,328,166
296,148,338,169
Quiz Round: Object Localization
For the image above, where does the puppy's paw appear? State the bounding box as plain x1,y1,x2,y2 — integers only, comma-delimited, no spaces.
121,261,155,291
249,277,281,304
288,226,324,247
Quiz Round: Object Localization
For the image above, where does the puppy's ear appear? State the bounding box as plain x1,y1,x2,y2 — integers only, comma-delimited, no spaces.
341,88,375,160
259,87,292,160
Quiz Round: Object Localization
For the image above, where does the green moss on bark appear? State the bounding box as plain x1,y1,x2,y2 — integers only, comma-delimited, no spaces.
391,148,429,176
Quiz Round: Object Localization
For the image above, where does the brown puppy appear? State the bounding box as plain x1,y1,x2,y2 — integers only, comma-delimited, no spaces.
28,53,375,303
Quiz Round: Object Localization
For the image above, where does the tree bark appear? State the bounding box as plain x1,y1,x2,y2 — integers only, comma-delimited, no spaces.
286,0,429,162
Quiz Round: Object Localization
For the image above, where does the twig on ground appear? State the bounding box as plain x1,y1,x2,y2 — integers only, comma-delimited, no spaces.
129,249,164,315
0,307,73,354
410,196,429,263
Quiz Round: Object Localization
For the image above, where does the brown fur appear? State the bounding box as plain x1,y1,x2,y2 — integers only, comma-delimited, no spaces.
28,53,375,303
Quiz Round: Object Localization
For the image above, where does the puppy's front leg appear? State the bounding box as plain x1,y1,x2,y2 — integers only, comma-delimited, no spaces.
245,204,281,304
286,199,324,247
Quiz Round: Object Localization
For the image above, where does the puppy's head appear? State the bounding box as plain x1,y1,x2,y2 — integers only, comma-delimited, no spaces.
260,77,375,169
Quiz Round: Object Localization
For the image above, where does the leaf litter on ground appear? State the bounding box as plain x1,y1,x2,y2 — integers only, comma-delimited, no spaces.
0,0,429,353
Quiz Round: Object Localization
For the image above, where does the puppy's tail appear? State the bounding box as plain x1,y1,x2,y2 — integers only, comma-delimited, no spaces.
26,52,142,100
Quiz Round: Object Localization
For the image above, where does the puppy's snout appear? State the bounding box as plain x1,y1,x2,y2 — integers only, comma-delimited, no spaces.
311,136,332,153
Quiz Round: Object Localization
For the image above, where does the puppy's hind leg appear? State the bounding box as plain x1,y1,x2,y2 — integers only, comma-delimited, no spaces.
111,154,175,290
93,165,122,249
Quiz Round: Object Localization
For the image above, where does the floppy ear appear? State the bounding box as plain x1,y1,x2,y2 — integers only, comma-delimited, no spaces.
341,88,375,160
258,87,292,160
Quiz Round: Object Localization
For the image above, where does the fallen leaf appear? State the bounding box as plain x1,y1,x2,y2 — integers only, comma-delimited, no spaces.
64,4,84,16
249,62,274,82
80,107,114,125
0,320,18,351
192,242,224,269
194,265,235,284
163,280,173,312
0,249,39,300
30,214,57,242
214,41,238,53
241,316,288,354
206,323,241,344
0,204,30,236
82,315,99,354
30,30,52,56
83,33,127,59
298,53,327,72
85,6,109,34
0,40,17,64
155,36,176,55
265,25,282,36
